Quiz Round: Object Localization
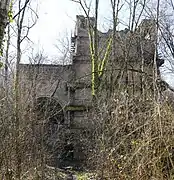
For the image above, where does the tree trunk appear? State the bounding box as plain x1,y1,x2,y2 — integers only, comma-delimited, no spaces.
0,0,10,52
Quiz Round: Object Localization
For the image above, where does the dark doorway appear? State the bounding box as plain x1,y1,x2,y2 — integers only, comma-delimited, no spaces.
35,97,64,127
34,97,65,153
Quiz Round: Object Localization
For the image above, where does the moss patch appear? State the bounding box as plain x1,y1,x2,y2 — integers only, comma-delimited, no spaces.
75,172,97,180
65,105,89,111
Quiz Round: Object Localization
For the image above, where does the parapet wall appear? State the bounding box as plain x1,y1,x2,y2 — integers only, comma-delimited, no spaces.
19,64,73,108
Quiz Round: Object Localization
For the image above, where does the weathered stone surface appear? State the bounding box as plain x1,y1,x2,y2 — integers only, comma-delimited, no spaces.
19,15,159,123
19,15,163,168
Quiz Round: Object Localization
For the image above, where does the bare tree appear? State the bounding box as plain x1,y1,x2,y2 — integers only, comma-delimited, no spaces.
14,0,37,178
54,32,71,65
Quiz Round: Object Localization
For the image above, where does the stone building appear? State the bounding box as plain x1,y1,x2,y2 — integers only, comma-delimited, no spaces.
19,15,161,126
19,15,163,166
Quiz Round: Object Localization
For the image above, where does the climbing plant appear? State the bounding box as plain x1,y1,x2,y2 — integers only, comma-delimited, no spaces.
89,28,112,96
8,0,14,23
71,0,113,97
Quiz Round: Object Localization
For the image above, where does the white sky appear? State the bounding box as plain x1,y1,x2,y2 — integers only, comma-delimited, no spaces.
28,0,77,58
10,0,174,88
27,0,111,59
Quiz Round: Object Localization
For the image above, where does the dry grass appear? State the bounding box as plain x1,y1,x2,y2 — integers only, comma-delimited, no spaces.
1,79,174,180
86,91,174,179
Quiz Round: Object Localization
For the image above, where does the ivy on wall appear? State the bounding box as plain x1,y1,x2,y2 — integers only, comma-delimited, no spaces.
89,28,112,96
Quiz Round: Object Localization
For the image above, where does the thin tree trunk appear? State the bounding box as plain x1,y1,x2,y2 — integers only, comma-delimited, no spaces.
0,0,10,53
14,0,30,178
93,0,99,99
5,24,10,90
110,0,120,95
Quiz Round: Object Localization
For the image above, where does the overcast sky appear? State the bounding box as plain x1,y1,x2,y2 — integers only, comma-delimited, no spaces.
16,0,174,88
27,0,111,59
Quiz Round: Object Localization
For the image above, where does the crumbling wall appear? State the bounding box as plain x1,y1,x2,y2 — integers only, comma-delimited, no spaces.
71,15,159,99
19,64,73,108
18,15,164,168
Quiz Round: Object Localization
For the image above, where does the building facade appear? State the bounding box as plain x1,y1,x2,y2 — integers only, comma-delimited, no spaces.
18,15,163,165
19,15,161,126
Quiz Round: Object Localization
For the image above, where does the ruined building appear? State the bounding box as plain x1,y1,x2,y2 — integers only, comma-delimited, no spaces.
19,15,162,125
19,15,163,165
